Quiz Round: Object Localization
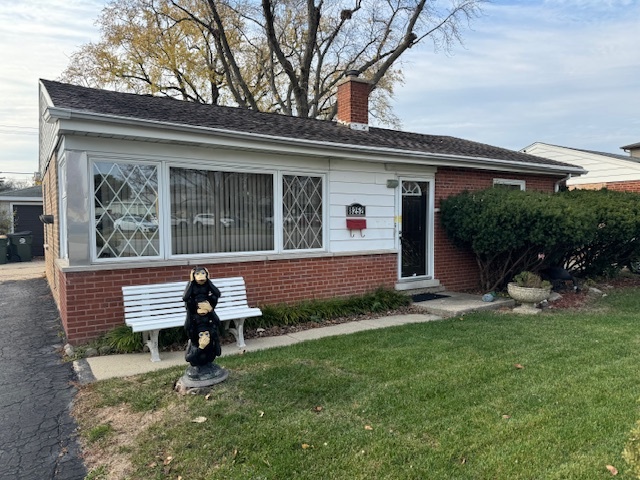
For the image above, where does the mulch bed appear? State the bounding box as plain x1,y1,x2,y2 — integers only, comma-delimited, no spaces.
545,274,640,310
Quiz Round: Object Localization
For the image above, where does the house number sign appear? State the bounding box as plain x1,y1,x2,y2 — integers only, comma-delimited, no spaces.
346,203,366,217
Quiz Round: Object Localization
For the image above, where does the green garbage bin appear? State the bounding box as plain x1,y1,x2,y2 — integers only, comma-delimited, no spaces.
0,236,7,264
7,231,33,262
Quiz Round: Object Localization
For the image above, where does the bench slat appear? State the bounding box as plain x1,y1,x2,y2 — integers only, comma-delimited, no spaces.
123,297,253,313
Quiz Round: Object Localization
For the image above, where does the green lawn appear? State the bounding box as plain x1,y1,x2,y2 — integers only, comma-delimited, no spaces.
79,288,640,479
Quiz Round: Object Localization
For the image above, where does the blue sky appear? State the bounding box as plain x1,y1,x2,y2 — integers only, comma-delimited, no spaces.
1,0,639,183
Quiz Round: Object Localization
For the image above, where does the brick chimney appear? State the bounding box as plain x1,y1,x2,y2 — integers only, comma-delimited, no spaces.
336,70,371,131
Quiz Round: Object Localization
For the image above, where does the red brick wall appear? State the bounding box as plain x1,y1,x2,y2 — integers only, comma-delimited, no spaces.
433,168,560,291
570,181,640,193
603,180,640,193
336,77,370,125
62,253,396,344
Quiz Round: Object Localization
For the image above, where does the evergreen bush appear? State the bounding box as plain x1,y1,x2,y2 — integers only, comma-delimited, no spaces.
440,187,640,291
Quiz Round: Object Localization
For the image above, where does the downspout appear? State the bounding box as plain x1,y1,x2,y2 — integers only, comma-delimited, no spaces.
555,174,571,193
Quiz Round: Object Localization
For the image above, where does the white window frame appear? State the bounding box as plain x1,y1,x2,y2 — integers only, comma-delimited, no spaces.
89,157,328,261
164,162,278,259
90,157,163,262
279,171,327,253
493,178,526,190
58,156,68,260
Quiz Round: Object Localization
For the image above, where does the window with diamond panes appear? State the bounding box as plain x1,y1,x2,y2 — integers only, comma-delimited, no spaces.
282,175,323,250
169,167,274,254
94,162,160,258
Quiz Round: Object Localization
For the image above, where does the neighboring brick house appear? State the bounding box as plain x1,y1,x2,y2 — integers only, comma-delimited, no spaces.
39,76,584,344
521,142,640,193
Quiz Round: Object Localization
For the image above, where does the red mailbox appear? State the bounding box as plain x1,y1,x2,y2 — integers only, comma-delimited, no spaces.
346,218,367,230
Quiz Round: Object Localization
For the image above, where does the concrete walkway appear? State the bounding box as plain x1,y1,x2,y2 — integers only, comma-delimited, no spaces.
79,291,514,382
0,260,515,386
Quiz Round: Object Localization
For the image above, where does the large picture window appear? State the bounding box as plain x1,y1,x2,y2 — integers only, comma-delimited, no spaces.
92,162,325,260
94,162,159,258
170,167,274,254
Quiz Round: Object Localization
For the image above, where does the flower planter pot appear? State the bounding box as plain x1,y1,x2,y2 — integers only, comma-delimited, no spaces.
507,282,551,314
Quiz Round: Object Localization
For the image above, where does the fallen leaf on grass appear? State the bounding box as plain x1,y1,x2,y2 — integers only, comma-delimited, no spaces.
514,364,525,369
205,393,212,400
302,443,311,449
313,405,323,412
606,465,618,475
191,416,207,423
364,425,374,431
502,415,511,419
163,456,173,466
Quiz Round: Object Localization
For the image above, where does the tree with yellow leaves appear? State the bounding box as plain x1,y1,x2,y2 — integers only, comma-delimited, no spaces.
61,0,484,127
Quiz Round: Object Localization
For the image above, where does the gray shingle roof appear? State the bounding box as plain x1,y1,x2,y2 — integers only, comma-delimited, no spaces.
41,79,579,171
0,186,42,198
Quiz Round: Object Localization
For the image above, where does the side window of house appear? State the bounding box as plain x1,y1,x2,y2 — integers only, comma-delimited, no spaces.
282,174,323,250
169,167,274,254
493,178,525,190
94,162,160,258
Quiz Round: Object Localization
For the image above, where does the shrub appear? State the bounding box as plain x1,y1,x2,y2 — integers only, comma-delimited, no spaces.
159,326,187,349
513,271,551,289
86,289,410,353
257,288,410,328
0,208,13,235
440,188,579,291
440,187,640,291
103,325,142,353
557,189,640,277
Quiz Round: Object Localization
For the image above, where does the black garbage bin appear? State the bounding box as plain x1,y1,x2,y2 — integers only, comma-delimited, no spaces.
0,235,7,264
7,231,33,262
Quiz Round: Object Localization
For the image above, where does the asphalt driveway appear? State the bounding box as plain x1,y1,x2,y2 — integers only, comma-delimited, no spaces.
0,261,85,479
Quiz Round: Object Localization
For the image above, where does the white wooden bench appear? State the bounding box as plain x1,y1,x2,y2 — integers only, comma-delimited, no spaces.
122,276,262,362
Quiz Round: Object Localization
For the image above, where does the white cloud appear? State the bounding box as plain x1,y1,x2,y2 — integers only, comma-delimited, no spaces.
0,0,103,181
392,1,640,152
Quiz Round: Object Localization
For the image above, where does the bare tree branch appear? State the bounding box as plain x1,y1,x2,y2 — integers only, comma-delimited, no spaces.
61,0,485,124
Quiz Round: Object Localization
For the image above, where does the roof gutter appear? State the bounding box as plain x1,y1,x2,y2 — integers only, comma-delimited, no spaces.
46,108,587,177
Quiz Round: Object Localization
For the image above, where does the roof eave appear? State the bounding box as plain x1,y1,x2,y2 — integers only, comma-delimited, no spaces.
622,142,640,150
47,108,586,177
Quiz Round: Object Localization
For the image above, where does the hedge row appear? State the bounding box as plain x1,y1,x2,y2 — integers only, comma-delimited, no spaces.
440,188,640,291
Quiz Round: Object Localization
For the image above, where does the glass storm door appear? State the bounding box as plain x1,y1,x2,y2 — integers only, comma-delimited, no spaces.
401,180,429,278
